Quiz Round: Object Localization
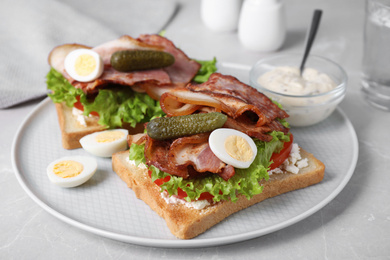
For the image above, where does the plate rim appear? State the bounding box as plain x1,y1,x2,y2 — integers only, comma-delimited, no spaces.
11,95,358,248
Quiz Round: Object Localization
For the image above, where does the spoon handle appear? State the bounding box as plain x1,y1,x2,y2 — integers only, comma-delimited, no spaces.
300,9,323,74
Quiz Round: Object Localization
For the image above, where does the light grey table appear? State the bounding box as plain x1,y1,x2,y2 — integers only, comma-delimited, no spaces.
1,0,390,259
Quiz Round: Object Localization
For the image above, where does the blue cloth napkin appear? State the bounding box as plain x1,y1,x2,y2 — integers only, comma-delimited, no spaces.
0,0,177,108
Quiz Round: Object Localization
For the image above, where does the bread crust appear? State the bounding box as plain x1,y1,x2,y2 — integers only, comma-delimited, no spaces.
54,102,145,149
112,148,325,239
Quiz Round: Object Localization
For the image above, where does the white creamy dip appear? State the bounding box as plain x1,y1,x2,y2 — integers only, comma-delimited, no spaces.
257,66,340,127
257,66,336,97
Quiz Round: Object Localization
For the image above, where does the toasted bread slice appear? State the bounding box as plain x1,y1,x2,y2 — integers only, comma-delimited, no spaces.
55,102,144,149
112,148,325,239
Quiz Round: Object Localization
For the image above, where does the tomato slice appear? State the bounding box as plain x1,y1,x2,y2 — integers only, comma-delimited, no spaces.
177,188,188,198
177,188,215,201
74,96,99,117
148,170,171,186
269,134,294,170
198,191,216,200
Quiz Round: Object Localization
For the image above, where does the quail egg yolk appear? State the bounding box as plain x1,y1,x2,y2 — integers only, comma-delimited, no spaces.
53,160,84,178
47,156,97,188
95,131,125,143
209,128,257,169
224,135,253,162
64,49,103,82
75,54,97,76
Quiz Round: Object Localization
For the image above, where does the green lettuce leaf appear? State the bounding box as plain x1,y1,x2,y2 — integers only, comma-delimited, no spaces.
193,57,217,83
80,88,165,128
128,141,147,166
129,131,290,202
46,68,84,107
271,99,290,128
46,68,165,128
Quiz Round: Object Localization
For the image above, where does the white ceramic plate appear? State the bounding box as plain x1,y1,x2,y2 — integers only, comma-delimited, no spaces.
12,63,358,248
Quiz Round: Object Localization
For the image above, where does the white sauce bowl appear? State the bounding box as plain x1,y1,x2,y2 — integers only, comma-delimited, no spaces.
249,54,347,127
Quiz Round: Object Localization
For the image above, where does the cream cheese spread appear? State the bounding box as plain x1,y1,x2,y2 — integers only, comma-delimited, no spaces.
72,107,87,127
126,158,211,210
126,158,148,170
161,191,211,210
72,107,99,127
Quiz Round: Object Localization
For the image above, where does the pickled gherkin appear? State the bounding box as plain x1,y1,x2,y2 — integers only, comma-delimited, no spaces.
110,50,175,72
147,112,227,140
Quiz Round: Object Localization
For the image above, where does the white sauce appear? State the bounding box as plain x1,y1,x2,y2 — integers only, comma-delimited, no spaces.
257,66,340,127
258,66,336,98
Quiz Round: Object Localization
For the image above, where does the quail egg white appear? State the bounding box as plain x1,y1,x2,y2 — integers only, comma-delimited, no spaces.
64,49,104,82
209,128,257,169
47,156,98,188
79,129,128,157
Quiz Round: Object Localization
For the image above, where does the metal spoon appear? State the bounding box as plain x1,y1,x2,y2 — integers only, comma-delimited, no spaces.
299,9,323,75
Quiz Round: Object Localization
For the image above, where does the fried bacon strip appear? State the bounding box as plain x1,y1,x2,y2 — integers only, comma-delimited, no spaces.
168,133,226,177
127,133,236,181
223,117,274,142
160,73,289,126
127,133,147,146
48,34,200,99
160,73,289,141
138,34,201,86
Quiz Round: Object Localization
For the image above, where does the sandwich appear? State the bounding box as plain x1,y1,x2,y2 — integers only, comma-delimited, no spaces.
46,34,216,149
112,73,325,239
